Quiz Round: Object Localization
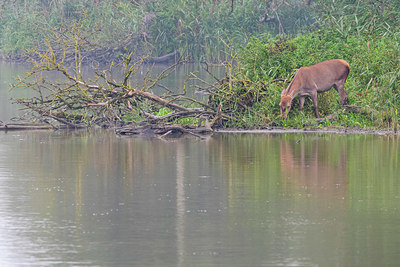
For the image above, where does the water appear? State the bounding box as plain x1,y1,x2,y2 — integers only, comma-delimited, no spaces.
1,62,400,266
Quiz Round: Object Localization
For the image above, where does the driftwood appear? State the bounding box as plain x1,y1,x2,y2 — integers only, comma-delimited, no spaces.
0,122,53,131
116,124,213,139
143,52,179,64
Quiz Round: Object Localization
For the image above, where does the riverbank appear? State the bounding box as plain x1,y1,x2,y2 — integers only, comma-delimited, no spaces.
1,119,398,138
114,125,400,138
215,127,400,136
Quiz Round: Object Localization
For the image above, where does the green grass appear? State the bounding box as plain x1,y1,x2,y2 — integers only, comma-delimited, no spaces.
209,1,400,130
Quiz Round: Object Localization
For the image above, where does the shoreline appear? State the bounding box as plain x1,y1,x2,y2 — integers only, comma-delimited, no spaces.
1,121,398,136
214,127,399,136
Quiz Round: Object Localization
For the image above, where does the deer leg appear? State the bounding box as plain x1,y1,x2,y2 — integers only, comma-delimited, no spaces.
335,81,349,106
299,96,305,111
310,91,319,118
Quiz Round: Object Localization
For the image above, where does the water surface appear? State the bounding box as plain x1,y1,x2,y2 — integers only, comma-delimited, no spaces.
0,131,399,266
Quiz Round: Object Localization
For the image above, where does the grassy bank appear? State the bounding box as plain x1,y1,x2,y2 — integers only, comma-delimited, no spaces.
209,1,400,130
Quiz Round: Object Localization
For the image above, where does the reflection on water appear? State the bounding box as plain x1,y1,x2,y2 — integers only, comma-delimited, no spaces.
280,136,348,199
0,130,399,266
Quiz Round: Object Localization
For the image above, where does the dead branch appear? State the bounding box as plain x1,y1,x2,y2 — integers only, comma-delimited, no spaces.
11,30,216,130
10,18,211,130
125,89,190,111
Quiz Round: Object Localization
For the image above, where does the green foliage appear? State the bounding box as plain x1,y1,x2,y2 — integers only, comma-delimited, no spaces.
152,107,199,126
0,1,144,57
210,0,400,129
155,107,172,116
144,0,316,61
0,0,317,61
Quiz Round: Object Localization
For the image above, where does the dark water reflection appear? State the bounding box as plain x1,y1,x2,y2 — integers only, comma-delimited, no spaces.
0,130,399,266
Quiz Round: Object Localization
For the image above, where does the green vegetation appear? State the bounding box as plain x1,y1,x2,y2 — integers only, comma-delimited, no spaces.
209,0,400,130
0,0,316,61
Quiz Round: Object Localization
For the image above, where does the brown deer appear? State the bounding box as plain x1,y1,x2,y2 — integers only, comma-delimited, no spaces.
279,59,350,119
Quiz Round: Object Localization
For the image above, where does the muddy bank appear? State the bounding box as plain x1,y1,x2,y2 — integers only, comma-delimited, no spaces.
215,127,399,136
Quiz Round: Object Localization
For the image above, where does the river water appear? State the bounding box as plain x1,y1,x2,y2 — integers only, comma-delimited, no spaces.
1,62,400,266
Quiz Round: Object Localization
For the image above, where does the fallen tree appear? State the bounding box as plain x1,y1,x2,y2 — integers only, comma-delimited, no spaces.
142,52,179,64
9,17,238,135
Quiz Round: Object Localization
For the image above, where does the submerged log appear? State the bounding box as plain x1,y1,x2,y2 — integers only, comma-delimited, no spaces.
0,122,53,130
116,124,213,138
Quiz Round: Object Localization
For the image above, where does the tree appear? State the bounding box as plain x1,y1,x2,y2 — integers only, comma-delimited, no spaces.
10,15,232,134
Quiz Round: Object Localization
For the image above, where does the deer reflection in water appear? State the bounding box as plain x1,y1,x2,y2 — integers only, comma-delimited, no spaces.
280,138,348,199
